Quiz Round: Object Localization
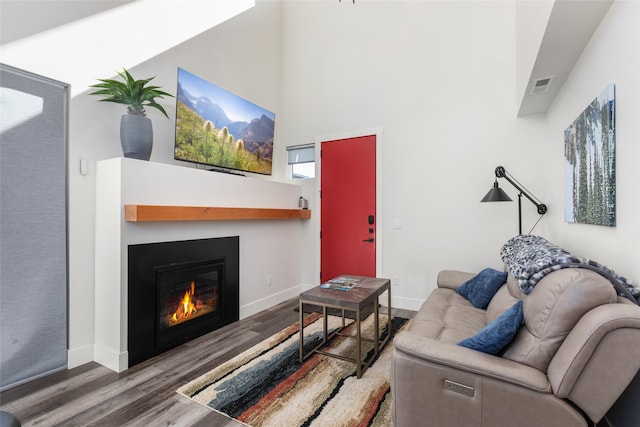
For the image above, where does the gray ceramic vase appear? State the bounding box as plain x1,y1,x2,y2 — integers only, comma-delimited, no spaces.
120,114,153,160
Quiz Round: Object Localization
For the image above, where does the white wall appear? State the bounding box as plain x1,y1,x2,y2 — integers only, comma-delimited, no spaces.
0,1,255,97
4,1,287,367
67,0,285,367
278,0,550,309
545,0,640,283
545,4,640,423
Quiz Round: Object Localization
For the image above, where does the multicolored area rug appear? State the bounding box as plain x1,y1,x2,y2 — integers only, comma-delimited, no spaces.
177,312,409,427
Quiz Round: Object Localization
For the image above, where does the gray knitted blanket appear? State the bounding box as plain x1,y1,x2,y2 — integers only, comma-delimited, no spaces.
500,235,639,304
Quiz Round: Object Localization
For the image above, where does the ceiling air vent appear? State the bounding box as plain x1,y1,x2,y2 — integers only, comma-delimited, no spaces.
530,76,554,94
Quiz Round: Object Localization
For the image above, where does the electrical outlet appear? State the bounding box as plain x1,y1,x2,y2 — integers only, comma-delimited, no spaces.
267,275,272,286
392,276,400,286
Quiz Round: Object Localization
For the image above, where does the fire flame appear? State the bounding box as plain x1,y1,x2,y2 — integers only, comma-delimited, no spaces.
171,281,198,323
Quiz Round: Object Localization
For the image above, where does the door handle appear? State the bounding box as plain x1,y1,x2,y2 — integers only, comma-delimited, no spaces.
362,238,374,243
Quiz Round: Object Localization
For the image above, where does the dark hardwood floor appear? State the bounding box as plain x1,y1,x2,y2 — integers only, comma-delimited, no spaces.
0,298,415,426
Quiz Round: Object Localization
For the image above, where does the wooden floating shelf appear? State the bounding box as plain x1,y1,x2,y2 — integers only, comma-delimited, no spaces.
124,205,311,222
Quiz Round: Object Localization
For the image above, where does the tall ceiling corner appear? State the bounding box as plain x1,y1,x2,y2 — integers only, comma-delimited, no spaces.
0,0,255,97
516,0,614,117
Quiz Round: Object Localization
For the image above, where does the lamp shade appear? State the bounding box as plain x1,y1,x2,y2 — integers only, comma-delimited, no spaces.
481,181,512,202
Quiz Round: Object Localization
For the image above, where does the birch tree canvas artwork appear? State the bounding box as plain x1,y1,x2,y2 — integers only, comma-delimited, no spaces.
564,84,616,227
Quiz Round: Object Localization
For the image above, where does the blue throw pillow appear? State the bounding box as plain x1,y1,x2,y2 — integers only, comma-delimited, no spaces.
458,301,523,355
456,268,507,309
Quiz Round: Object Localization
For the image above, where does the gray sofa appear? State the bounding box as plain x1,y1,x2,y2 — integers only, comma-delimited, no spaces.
391,266,640,427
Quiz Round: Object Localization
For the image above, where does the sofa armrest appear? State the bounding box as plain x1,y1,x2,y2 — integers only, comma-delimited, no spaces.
547,303,640,422
391,331,588,427
391,331,587,427
393,330,550,392
436,270,476,290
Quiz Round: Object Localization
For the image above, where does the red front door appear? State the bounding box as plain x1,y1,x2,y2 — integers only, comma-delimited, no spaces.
320,135,376,283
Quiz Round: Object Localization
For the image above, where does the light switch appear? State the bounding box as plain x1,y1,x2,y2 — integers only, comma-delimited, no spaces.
80,157,88,175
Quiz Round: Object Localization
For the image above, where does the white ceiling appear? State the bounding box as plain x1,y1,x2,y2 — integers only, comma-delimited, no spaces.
0,1,135,44
1,0,613,115
0,0,255,97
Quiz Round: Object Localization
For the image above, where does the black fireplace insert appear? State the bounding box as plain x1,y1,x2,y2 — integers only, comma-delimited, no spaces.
128,237,239,366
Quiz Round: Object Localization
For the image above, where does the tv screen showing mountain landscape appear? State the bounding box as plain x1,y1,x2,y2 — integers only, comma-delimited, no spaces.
174,67,275,175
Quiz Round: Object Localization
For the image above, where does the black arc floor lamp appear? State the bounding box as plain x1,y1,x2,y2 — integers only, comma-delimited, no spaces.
481,166,548,235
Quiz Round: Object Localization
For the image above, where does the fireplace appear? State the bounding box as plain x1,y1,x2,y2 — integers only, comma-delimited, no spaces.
127,237,239,366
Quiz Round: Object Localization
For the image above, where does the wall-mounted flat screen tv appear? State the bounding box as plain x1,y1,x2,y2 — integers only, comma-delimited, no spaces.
174,67,275,175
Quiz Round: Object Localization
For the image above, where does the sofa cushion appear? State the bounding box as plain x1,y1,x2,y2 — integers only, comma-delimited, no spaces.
436,270,476,290
486,284,521,324
456,268,507,309
458,300,523,355
502,269,617,372
409,288,486,343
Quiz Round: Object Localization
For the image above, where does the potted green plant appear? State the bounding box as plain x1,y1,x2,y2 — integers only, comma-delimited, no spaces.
90,68,174,160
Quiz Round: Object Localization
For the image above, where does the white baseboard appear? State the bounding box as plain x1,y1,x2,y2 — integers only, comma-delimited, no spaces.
240,284,306,319
391,295,424,312
240,283,423,315
67,344,94,369
93,343,128,373
69,286,422,375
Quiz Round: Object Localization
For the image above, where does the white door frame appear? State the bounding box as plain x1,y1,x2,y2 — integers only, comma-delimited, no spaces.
313,127,384,284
